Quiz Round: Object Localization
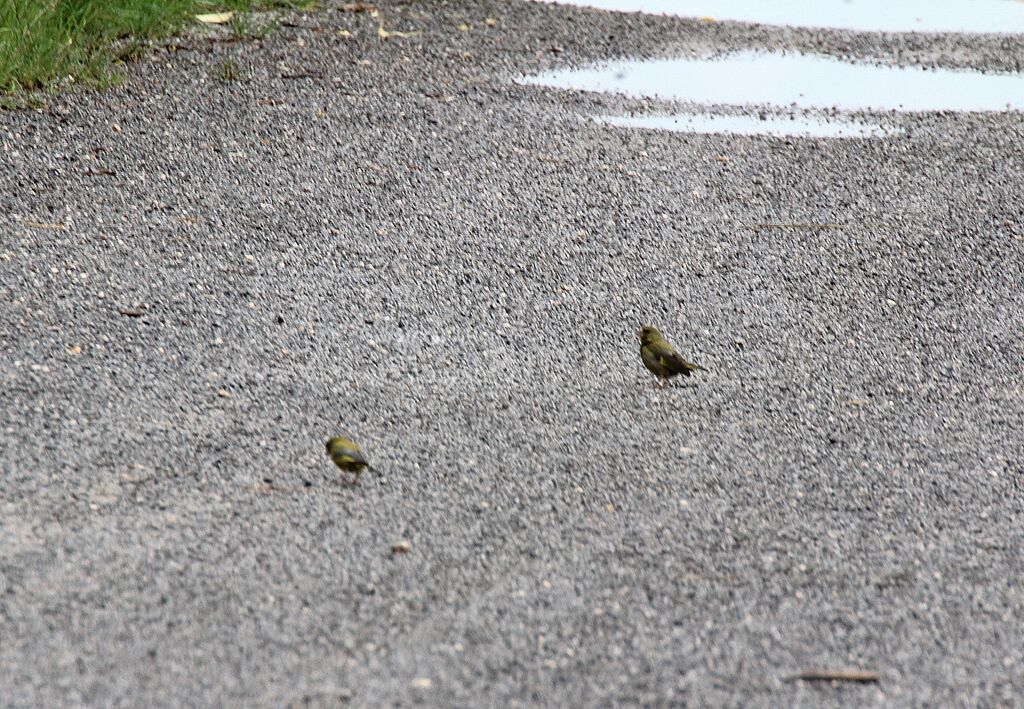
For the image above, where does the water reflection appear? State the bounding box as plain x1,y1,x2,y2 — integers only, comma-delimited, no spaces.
599,113,892,138
523,51,1024,112
546,0,1024,34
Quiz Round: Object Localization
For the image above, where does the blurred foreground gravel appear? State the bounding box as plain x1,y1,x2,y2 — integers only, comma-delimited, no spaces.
2,1,1023,705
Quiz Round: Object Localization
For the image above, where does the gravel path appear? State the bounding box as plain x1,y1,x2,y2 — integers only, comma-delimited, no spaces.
2,1,1023,705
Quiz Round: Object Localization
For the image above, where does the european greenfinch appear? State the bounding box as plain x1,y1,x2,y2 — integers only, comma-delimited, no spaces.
637,325,705,388
326,436,370,485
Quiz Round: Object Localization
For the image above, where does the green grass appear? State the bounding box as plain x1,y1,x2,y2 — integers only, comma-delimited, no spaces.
212,57,243,81
0,0,314,97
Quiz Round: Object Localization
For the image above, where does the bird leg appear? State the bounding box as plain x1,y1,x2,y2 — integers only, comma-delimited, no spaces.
654,379,669,390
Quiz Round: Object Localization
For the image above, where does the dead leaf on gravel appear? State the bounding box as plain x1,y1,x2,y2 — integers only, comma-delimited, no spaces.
457,22,471,31
25,221,66,230
391,540,412,554
68,345,82,355
195,12,234,24
846,398,870,406
337,29,353,37
378,24,422,39
485,17,498,26
217,389,231,398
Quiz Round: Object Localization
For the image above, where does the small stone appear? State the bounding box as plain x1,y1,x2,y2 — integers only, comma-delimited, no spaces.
217,389,231,398
410,677,432,689
391,540,411,554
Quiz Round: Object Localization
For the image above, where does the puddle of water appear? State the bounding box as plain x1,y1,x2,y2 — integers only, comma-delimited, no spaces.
599,113,892,138
523,51,1024,112
547,0,1024,34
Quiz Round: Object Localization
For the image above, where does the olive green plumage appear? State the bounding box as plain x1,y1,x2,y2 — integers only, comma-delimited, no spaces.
326,436,370,484
637,325,705,388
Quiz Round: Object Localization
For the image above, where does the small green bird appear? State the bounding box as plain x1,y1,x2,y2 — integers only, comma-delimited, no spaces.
326,436,370,485
637,325,705,388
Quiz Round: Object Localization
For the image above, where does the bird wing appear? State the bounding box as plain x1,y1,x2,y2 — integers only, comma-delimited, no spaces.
658,348,697,376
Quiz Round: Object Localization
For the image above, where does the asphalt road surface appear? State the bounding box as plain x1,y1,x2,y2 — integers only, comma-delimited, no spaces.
2,1,1023,705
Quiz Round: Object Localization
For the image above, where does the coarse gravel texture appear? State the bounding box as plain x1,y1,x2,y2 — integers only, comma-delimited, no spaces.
2,0,1024,706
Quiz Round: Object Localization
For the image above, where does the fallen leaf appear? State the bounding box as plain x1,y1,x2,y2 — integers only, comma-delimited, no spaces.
410,678,432,689
337,29,352,37
195,12,234,24
846,398,869,406
68,345,82,355
391,540,412,554
715,155,730,163
485,17,498,26
605,503,615,513
456,22,471,31
217,389,231,398
700,15,716,23
378,24,421,39
25,221,66,230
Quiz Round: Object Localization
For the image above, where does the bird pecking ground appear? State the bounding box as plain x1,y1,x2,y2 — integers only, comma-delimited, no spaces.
2,1,1024,706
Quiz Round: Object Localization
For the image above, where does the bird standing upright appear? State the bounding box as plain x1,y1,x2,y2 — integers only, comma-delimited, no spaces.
326,436,370,485
637,325,705,389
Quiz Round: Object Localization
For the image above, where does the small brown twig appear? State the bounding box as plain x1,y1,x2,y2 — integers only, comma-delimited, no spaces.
751,222,845,230
784,669,880,683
